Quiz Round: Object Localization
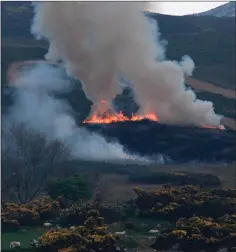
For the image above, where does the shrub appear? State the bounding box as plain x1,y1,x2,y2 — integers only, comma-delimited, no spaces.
26,196,61,221
129,186,236,251
47,174,92,202
1,196,62,229
131,186,236,220
59,203,121,226
153,215,236,252
2,202,40,226
37,210,119,252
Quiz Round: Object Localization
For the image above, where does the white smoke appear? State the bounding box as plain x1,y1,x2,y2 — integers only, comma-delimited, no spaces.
31,2,222,126
3,65,154,164
179,55,195,76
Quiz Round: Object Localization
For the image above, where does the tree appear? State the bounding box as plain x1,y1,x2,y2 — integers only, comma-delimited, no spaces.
47,174,92,201
1,123,71,203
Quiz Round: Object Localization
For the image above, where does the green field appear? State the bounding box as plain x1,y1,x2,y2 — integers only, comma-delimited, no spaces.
1,228,44,251
1,218,172,251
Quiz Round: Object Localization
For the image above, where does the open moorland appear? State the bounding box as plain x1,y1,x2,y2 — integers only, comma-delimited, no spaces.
1,2,236,252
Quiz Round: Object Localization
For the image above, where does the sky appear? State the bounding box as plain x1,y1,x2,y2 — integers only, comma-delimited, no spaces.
149,2,228,16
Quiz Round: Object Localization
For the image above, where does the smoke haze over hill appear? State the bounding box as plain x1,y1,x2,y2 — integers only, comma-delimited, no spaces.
31,2,222,127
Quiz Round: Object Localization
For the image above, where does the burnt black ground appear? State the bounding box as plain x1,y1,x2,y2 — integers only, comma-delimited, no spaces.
82,120,236,163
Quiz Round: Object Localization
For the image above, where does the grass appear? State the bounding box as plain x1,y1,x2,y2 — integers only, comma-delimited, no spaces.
109,216,173,234
1,227,44,251
108,217,173,249
0,218,170,252
58,160,236,186
101,165,236,204
58,160,236,204
186,77,235,99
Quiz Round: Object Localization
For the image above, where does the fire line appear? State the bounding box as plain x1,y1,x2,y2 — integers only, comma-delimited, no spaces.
83,111,159,124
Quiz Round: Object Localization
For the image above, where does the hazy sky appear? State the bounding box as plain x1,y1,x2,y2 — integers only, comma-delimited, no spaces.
149,2,228,16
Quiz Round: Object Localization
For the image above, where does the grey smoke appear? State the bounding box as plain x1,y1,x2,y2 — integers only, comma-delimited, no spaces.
3,64,154,164
31,2,222,127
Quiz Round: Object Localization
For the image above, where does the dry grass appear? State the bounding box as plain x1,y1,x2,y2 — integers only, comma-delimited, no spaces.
91,173,160,205
148,163,236,188
185,77,236,131
186,77,235,99
97,163,236,205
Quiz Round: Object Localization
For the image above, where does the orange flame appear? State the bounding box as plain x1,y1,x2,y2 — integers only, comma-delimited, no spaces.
83,111,159,124
83,112,225,130
83,101,225,130
83,111,225,131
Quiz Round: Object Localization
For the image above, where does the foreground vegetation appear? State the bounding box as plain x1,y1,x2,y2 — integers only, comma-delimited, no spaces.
129,186,236,251
37,210,119,252
2,184,236,252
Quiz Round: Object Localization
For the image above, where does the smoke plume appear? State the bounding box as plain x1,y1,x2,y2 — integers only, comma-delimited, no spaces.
31,2,222,126
3,64,153,163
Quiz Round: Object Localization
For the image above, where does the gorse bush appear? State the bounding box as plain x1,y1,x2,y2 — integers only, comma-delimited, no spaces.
37,210,119,252
1,196,60,231
2,202,40,227
129,186,236,251
59,203,121,226
2,196,121,232
153,215,236,252
47,174,92,202
26,196,61,221
130,186,236,220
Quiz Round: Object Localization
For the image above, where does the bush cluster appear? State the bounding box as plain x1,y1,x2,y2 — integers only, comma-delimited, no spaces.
26,196,61,221
2,196,121,232
47,174,92,202
153,215,236,251
36,210,119,252
59,203,121,226
131,186,236,220
2,202,40,229
1,196,60,231
130,186,236,251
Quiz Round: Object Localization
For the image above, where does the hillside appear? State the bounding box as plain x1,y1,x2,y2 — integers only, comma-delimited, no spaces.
1,1,33,38
196,2,235,18
1,2,235,89
148,13,235,89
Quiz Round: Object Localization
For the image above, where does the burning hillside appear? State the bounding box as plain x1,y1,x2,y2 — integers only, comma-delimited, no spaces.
83,120,236,163
83,112,157,124
31,2,223,129
83,110,225,130
2,3,234,166
82,100,224,130
83,107,159,124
